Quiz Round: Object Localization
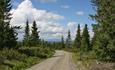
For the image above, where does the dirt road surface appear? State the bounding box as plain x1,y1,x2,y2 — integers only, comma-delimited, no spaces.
26,50,76,70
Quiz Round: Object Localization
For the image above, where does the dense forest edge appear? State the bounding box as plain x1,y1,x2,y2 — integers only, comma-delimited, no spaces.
72,0,115,70
0,0,115,70
0,0,55,70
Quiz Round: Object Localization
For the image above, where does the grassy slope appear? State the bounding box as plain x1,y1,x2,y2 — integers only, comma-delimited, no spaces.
72,52,115,70
0,47,55,70
0,57,43,70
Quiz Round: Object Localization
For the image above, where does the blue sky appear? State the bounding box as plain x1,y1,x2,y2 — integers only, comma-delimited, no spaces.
12,0,95,25
11,0,95,41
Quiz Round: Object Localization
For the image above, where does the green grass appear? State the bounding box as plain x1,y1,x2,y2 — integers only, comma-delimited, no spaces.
0,47,55,70
0,56,44,70
72,52,96,70
72,52,115,70
72,52,79,64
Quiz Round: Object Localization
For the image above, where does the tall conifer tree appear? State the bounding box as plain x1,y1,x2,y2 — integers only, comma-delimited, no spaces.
66,30,71,48
81,24,90,52
61,36,65,48
91,0,115,59
31,20,40,46
23,20,30,46
74,24,81,48
0,0,17,48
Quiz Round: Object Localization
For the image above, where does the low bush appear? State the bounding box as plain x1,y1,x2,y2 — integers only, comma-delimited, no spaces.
0,48,27,61
18,47,55,58
0,47,55,70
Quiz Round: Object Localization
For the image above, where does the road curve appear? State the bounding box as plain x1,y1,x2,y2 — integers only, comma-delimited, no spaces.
26,50,76,70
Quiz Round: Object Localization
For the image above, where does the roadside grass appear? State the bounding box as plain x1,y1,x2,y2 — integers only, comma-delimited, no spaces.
72,52,115,70
0,57,43,70
72,51,101,70
0,47,55,70
72,52,91,70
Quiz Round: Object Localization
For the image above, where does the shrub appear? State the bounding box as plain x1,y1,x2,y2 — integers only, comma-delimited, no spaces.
0,48,27,61
18,47,55,58
0,47,55,70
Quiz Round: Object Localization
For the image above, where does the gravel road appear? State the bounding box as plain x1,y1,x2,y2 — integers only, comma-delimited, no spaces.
26,50,76,70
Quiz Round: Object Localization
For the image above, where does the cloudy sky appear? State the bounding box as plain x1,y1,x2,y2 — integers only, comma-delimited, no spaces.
11,0,95,41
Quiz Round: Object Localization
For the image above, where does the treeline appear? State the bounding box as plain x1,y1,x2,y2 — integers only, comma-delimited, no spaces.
0,0,18,49
23,20,40,47
0,0,55,49
50,30,72,50
72,0,115,61
91,0,115,61
0,0,54,70
55,0,115,62
23,19,56,49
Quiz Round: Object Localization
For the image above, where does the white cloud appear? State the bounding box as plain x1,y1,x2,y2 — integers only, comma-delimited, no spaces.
61,5,70,9
67,22,77,29
67,22,77,40
38,0,57,3
10,0,93,41
10,0,65,41
89,27,94,39
76,11,84,16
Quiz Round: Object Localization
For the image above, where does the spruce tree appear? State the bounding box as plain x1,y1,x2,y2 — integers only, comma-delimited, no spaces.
7,27,17,48
31,20,40,46
81,24,90,52
74,24,81,49
91,0,115,59
91,24,97,49
66,30,71,48
0,0,17,49
61,36,65,49
23,20,30,46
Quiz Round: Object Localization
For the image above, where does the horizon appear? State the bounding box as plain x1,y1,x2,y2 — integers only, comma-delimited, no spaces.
11,0,95,41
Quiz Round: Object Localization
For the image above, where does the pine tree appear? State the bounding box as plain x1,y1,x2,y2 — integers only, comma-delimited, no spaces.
23,20,30,46
0,0,17,49
74,24,81,49
81,24,90,52
91,24,97,49
66,30,71,48
61,36,65,49
7,27,17,48
91,0,115,59
31,20,40,46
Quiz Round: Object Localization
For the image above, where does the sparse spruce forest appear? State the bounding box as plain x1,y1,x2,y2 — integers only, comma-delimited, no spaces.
0,0,115,70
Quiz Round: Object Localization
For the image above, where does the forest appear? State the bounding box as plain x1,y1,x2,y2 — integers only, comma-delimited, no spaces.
0,0,115,70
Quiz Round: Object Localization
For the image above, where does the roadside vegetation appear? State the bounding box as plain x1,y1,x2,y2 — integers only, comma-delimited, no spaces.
0,0,55,70
72,0,115,70
0,0,115,70
0,47,54,70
